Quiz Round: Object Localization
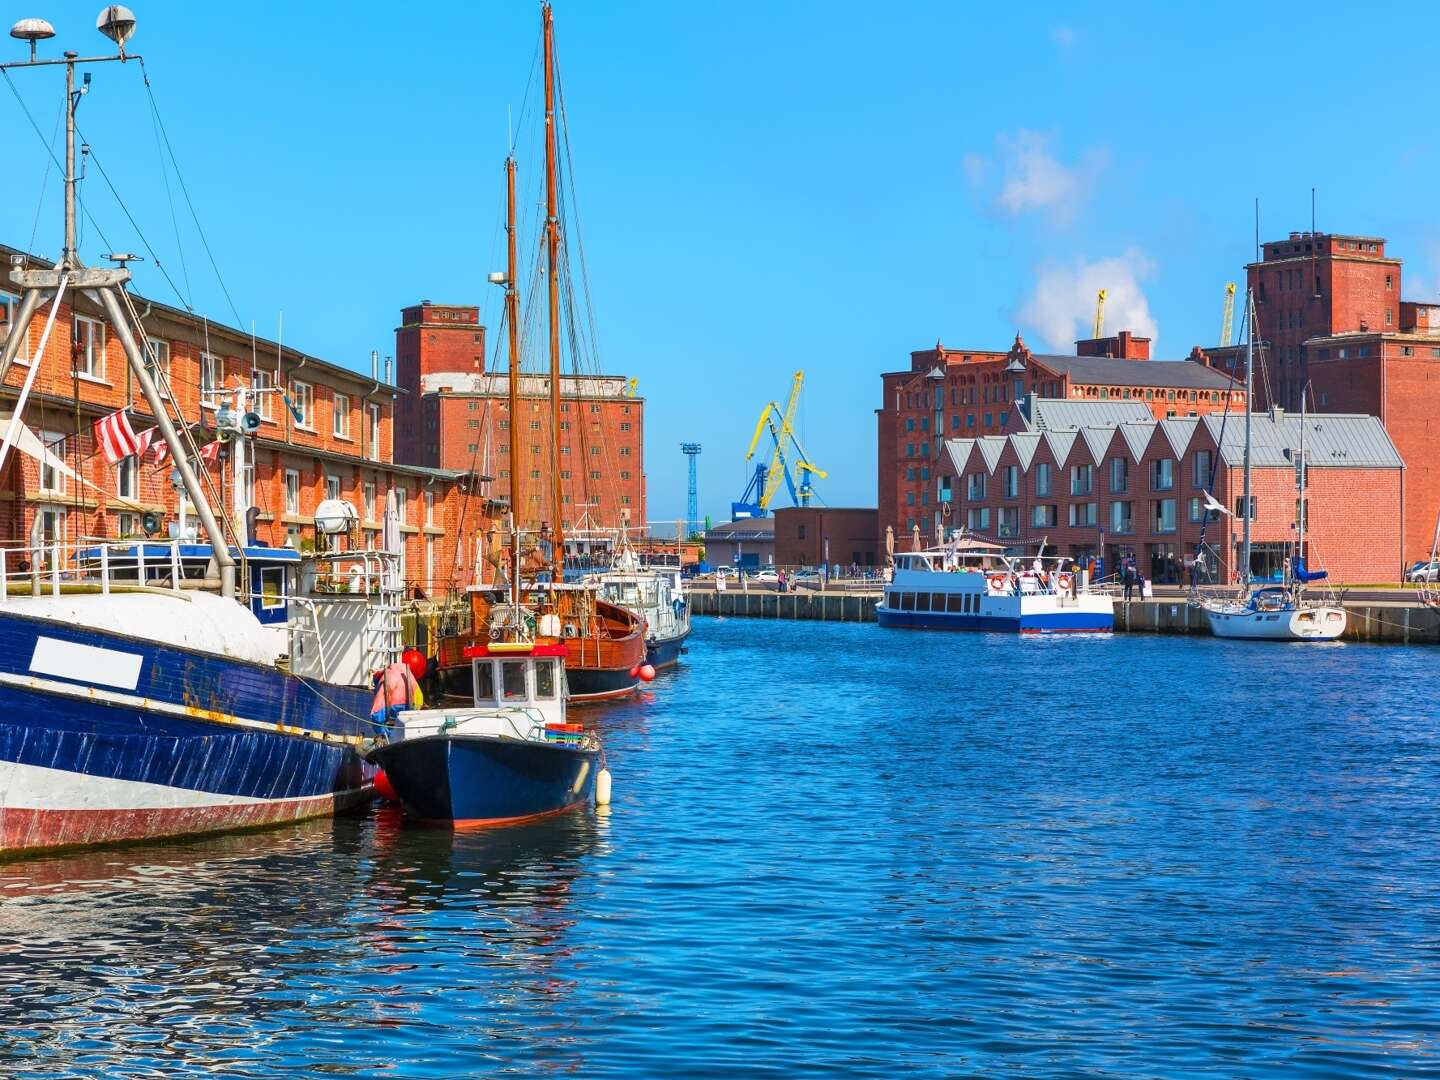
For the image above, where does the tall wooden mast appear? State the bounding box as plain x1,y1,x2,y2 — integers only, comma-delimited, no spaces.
543,1,564,581
505,154,522,612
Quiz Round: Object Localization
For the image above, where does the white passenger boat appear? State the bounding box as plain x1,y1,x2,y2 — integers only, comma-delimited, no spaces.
878,538,1113,634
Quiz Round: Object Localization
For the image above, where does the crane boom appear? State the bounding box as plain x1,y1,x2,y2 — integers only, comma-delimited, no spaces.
1093,289,1107,339
1220,282,1237,347
757,371,805,510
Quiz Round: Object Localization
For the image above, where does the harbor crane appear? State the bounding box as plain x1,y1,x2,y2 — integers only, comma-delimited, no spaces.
1093,289,1107,339
1220,282,1237,347
731,370,828,520
681,443,701,538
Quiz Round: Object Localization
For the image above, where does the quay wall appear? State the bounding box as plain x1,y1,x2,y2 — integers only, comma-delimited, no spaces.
686,589,1440,645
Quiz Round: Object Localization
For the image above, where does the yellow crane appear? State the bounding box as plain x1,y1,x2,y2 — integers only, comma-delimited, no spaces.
1220,282,1237,347
739,370,828,513
1093,289,1107,339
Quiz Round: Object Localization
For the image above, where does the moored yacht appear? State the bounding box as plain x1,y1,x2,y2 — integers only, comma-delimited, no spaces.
591,545,691,670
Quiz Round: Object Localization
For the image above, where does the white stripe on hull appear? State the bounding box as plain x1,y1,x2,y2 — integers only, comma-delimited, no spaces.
0,760,271,811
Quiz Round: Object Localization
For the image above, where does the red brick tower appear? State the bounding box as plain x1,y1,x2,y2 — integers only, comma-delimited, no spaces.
394,302,486,464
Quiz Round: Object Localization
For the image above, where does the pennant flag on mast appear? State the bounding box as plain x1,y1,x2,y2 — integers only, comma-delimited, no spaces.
93,410,142,465
199,440,220,462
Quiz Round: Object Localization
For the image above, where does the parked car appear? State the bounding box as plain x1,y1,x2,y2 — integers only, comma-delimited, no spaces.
791,569,822,589
751,568,779,584
1405,559,1440,582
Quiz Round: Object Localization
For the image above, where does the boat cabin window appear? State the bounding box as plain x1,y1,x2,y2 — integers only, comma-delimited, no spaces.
260,566,288,610
947,594,964,613
897,592,914,611
501,661,527,701
535,659,558,700
916,593,931,613
473,661,495,702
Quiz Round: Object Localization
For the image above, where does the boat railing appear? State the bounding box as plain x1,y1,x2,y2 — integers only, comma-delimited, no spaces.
0,537,193,601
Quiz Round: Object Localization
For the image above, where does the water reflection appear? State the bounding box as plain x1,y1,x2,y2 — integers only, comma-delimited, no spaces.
0,808,606,1078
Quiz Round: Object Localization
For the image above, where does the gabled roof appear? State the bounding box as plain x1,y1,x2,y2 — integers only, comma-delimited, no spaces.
1009,432,1041,470
975,436,1007,474
1117,422,1152,462
1156,417,1199,459
1202,412,1403,469
943,438,975,474
1079,426,1112,463
1042,429,1077,464
1029,354,1239,390
1017,398,1154,432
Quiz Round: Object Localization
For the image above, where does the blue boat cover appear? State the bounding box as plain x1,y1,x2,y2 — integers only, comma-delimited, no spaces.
1292,556,1328,583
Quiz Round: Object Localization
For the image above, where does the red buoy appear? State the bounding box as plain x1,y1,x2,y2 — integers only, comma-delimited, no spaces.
374,768,399,803
639,663,656,682
401,648,427,681
629,663,641,678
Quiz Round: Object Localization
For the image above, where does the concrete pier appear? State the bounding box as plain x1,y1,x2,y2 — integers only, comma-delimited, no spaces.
686,588,1440,644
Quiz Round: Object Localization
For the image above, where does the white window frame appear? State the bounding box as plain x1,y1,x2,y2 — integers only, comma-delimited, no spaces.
251,370,274,420
38,430,66,494
326,473,342,501
144,338,170,382
285,468,301,515
200,352,223,403
394,486,408,523
290,380,314,430
117,455,138,501
364,481,376,521
367,402,382,459
333,393,351,439
116,511,139,538
73,315,105,380
424,490,434,527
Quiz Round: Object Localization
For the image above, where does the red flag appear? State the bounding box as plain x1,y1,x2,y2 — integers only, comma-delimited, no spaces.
132,426,158,458
199,440,221,462
151,439,170,466
93,410,141,465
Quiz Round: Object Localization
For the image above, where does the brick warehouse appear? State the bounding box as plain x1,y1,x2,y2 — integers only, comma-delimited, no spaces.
878,331,1244,548
932,400,1402,585
394,302,645,533
0,246,487,597
1204,231,1440,562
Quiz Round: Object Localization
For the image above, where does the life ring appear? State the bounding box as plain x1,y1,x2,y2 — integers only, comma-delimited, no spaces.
1057,572,1073,591
987,573,1007,590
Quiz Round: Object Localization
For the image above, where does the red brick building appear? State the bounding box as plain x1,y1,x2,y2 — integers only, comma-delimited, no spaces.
0,250,485,597
773,507,879,570
878,332,1243,548
394,301,645,533
933,402,1403,584
1202,231,1440,562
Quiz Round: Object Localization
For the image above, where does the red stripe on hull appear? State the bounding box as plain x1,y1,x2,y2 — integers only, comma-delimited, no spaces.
0,788,372,857
568,683,639,704
426,797,591,829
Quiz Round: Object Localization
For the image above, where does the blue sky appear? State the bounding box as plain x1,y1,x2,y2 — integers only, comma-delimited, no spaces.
3,2,1438,524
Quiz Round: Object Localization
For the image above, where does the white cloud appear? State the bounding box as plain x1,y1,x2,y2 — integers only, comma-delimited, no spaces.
963,130,1103,227
1017,250,1159,352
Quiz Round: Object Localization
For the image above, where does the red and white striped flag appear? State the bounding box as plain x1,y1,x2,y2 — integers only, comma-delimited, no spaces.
133,426,159,458
199,440,221,462
151,439,170,466
93,410,141,465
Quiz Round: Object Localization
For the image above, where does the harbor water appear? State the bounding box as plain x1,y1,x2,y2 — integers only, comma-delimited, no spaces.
3,618,1439,1077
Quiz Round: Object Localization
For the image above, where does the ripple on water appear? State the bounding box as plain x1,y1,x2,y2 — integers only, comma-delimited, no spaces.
1,620,1439,1078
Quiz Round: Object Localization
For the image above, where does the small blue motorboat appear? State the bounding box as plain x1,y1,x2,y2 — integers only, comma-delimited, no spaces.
368,641,610,827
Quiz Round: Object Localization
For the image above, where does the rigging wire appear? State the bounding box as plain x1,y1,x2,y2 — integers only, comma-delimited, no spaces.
138,59,244,328
25,97,63,261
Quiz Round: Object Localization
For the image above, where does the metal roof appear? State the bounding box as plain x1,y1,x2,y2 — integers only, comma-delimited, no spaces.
1009,431,1041,470
943,438,975,474
705,517,776,540
1078,426,1112,463
1042,429,1078,464
1030,355,1239,390
975,436,1007,474
1018,398,1155,432
1117,422,1152,461
1202,413,1403,469
1156,417,1200,459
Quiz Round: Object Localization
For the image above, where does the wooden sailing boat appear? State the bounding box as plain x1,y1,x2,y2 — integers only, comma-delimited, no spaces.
436,6,644,703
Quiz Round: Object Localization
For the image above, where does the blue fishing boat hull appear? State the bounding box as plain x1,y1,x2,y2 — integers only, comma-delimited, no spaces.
368,735,599,826
0,608,376,854
646,626,690,670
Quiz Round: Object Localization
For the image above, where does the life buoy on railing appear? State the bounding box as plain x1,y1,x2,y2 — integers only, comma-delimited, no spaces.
1057,572,1073,592
987,573,1008,591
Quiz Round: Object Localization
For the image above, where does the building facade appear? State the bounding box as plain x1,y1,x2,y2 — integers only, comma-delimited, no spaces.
394,302,646,533
773,507,878,569
0,250,484,597
932,402,1403,584
878,332,1244,551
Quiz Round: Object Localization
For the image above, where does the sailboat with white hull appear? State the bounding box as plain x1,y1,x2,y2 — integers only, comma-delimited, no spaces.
1196,291,1346,641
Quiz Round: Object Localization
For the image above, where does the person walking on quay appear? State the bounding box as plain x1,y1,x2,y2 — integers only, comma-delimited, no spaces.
1122,556,1137,603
